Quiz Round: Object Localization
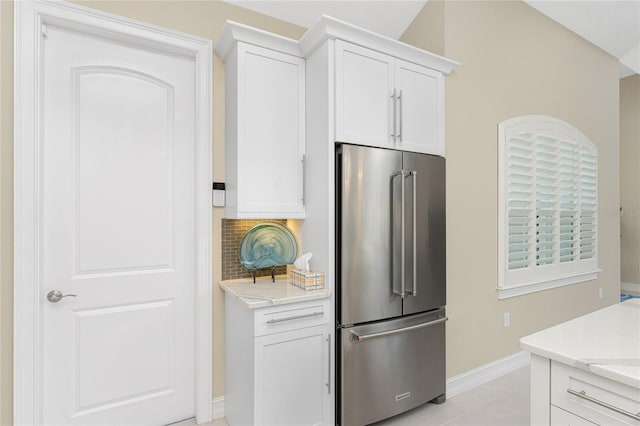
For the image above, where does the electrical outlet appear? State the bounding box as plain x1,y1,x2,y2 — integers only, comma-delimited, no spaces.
599,287,603,299
503,312,510,328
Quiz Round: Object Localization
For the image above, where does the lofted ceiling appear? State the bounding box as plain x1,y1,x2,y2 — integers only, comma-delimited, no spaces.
223,0,640,78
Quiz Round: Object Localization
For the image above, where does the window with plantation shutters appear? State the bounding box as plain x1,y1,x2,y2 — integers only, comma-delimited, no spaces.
498,116,599,299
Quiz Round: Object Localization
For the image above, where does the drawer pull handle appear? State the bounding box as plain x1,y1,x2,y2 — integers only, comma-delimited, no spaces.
266,311,324,324
567,388,640,421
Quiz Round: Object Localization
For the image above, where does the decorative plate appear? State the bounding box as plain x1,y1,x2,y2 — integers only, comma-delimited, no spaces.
239,222,298,270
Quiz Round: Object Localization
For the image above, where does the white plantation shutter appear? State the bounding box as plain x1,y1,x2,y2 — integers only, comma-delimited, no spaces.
498,116,598,299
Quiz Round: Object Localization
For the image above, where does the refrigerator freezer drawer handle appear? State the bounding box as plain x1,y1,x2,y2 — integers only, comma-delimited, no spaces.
350,317,448,341
266,311,324,324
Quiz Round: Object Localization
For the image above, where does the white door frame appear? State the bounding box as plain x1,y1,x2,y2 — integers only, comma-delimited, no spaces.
14,1,213,424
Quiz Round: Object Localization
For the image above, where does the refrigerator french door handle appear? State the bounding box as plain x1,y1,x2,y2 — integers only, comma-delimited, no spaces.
350,317,448,341
410,170,417,296
401,169,406,298
391,170,406,298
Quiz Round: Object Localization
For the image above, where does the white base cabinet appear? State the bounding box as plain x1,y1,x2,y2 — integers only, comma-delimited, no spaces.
530,355,640,426
224,294,332,426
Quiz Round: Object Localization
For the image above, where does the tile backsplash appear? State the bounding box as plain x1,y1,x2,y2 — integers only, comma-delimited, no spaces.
221,219,288,281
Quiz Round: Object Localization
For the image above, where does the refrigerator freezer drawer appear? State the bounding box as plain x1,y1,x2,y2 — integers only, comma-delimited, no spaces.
340,310,446,426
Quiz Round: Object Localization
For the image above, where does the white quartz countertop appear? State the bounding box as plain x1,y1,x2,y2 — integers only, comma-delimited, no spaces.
520,298,640,388
220,275,330,309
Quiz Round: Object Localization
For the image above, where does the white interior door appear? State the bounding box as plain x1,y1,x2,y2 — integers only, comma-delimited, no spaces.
41,22,196,425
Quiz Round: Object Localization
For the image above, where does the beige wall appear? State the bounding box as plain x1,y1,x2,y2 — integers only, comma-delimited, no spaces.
0,0,624,422
401,0,620,377
0,1,304,423
1,1,14,424
620,74,640,284
399,0,445,57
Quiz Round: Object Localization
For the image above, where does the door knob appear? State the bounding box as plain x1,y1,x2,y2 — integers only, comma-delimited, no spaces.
46,290,77,303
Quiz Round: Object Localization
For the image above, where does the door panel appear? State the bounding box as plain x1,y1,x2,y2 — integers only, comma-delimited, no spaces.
43,24,195,425
338,144,402,325
74,301,174,411
403,153,446,315
335,40,394,148
74,68,174,274
340,310,446,426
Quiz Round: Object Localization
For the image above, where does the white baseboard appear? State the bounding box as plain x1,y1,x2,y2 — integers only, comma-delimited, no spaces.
211,351,531,418
621,282,640,294
212,396,225,420
446,350,530,399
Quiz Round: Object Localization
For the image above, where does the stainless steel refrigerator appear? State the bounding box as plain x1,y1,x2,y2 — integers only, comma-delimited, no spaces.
336,144,447,426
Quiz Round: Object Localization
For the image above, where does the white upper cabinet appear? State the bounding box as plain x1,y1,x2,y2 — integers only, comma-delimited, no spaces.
216,24,305,219
335,40,444,155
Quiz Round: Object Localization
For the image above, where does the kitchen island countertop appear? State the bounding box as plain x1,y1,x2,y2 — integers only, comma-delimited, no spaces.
220,275,330,309
520,298,640,389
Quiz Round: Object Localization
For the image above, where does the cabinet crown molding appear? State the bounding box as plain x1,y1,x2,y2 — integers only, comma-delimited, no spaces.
214,20,302,61
215,16,460,74
300,15,460,74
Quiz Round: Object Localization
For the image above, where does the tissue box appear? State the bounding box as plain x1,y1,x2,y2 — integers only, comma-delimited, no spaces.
290,269,325,290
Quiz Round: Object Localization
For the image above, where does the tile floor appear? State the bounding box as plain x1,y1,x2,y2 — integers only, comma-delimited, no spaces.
173,365,530,426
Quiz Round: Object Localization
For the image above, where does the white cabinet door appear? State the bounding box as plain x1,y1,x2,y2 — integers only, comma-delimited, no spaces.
227,42,305,218
255,326,331,426
335,40,395,149
395,59,444,155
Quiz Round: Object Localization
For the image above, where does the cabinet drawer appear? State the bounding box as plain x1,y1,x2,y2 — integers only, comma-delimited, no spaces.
551,361,640,426
551,405,597,425
255,299,330,336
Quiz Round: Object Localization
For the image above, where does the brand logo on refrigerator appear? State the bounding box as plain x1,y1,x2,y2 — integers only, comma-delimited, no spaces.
395,391,411,402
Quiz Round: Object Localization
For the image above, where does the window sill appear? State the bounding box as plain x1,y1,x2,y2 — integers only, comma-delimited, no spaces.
497,270,601,299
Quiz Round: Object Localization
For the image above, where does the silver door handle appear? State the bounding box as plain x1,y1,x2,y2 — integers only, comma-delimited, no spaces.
350,317,447,341
567,389,640,421
266,311,324,324
390,89,397,141
46,290,77,303
397,90,403,142
410,171,417,297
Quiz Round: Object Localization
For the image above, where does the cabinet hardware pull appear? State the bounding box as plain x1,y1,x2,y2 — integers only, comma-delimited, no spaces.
391,89,397,141
266,311,324,324
397,90,403,142
350,317,447,341
567,388,640,421
301,154,306,206
326,336,331,394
